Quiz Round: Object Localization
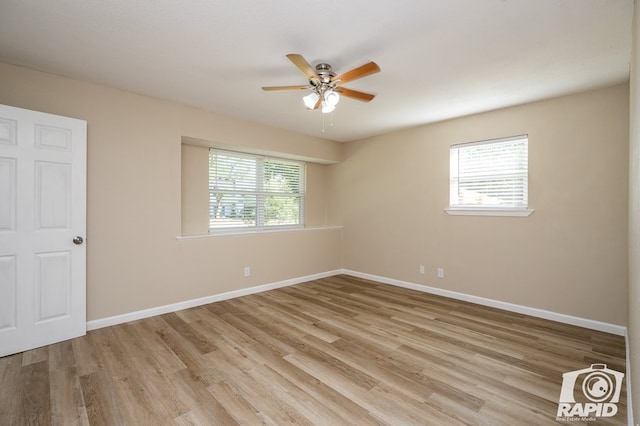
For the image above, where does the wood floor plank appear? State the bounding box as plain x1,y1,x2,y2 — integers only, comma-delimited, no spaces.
234,335,384,425
309,333,441,403
161,312,218,355
77,369,125,426
70,335,100,378
0,274,628,425
215,365,313,425
168,368,239,425
206,380,265,425
49,367,89,426
111,372,172,425
19,360,51,426
125,319,188,376
0,354,25,426
246,363,343,424
217,310,298,358
155,325,225,386
48,340,76,372
88,327,137,381
21,346,48,367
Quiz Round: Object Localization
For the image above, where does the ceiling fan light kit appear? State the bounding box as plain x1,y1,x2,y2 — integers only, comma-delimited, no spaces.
262,53,380,114
321,101,336,114
324,90,340,106
302,92,319,109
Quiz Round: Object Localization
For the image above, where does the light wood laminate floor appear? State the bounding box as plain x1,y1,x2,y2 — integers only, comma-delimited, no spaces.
0,275,627,425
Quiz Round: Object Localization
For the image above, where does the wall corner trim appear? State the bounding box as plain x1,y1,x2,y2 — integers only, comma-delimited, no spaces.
626,328,634,426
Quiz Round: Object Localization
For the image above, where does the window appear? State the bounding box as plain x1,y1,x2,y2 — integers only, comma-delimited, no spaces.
449,135,530,215
209,149,304,232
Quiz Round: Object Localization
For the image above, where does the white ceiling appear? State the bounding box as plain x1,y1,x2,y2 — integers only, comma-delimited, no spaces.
0,0,634,142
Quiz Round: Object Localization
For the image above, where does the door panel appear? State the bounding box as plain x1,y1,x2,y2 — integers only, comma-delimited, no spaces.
0,157,16,231
0,117,17,145
35,251,71,321
35,124,72,151
35,161,71,229
0,255,16,330
0,104,86,357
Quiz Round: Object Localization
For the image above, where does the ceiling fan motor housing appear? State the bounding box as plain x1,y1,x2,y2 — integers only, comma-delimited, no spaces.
315,63,336,82
310,63,337,95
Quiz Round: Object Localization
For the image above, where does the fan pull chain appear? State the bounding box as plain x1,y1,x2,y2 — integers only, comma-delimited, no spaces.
321,112,334,133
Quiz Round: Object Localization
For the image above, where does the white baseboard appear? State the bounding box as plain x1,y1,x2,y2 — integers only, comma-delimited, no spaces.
86,270,342,331
88,268,626,337
342,269,627,336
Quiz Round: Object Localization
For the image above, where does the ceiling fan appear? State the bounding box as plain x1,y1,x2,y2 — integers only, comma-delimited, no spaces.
262,54,380,113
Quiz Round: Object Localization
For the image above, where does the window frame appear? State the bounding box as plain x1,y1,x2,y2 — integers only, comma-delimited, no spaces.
208,148,306,234
446,135,533,217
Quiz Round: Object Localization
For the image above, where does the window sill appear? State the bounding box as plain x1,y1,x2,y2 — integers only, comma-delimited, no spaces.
445,208,534,217
177,225,343,240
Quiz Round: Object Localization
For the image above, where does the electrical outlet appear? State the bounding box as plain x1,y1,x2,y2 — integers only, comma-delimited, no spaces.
419,265,425,275
243,266,251,277
437,268,444,279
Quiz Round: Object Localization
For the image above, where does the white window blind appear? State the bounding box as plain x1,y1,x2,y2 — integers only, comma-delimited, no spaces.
209,149,304,231
450,135,528,208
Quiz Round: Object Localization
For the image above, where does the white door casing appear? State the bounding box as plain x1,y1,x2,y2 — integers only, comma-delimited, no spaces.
0,104,86,357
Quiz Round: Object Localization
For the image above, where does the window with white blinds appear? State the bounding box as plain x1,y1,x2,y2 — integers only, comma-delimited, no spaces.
209,149,304,232
450,135,528,209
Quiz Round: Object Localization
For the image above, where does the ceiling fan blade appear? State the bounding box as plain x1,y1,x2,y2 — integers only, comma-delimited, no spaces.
312,97,321,110
286,54,320,83
262,85,310,91
335,87,376,102
331,61,380,85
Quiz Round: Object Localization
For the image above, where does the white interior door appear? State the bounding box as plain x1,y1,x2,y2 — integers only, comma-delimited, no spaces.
0,104,86,357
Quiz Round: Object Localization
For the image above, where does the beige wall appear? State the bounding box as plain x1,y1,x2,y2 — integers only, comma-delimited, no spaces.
0,62,343,321
629,0,639,421
329,84,629,326
181,143,209,235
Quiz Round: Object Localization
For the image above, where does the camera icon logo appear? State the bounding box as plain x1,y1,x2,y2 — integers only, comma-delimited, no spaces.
557,363,624,419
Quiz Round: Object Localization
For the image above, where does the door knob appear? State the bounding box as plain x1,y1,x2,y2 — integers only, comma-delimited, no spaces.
72,236,84,245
